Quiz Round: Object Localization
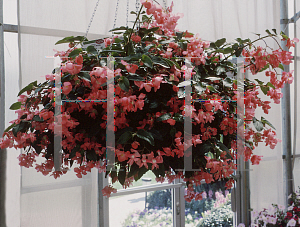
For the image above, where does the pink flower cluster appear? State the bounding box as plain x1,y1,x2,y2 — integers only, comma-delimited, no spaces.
141,0,183,37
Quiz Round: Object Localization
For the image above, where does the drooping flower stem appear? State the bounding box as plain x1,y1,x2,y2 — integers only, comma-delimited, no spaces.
127,5,144,46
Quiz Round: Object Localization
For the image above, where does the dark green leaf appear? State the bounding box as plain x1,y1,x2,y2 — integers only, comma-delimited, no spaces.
86,150,97,161
254,79,264,85
130,11,137,15
78,71,91,82
127,74,145,81
144,27,160,34
55,36,86,45
9,102,22,110
272,29,277,35
32,115,44,122
118,169,126,185
149,101,159,109
207,85,218,93
117,131,132,144
175,32,183,40
128,163,139,178
260,86,269,95
68,48,82,59
177,80,192,87
135,166,148,181
142,15,149,23
4,123,16,133
253,117,264,132
156,113,172,121
206,77,222,81
223,77,233,87
258,63,270,72
152,163,165,177
178,42,188,51
136,129,155,146
215,38,226,47
280,31,289,40
109,26,128,32
86,45,98,55
32,140,42,154
223,47,233,54
266,82,275,89
151,56,170,68
170,127,176,137
195,84,206,93
18,81,37,96
164,58,180,69
142,54,153,68
265,29,271,35
278,64,284,70
119,76,130,92
34,87,43,94
216,66,226,75
261,116,276,130
216,140,233,159
210,42,216,48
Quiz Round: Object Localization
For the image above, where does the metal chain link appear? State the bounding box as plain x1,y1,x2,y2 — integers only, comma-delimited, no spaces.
112,0,120,30
162,0,167,9
135,0,141,30
85,0,101,38
135,0,140,14
126,0,129,27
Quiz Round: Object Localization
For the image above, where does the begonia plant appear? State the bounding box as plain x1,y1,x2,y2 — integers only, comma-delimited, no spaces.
0,0,297,200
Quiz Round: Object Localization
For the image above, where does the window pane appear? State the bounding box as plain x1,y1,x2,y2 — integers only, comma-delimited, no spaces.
185,181,233,227
110,189,173,227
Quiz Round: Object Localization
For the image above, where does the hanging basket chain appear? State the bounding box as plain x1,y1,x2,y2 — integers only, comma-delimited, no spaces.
126,0,130,27
85,0,101,38
135,0,141,30
113,0,120,30
162,0,167,9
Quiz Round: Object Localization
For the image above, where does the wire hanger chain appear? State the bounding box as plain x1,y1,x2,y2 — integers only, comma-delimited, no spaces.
85,0,101,38
126,0,130,27
113,0,120,30
162,0,167,9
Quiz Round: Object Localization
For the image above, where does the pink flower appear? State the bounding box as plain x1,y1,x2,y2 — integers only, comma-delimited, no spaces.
131,34,141,43
104,38,112,47
167,118,176,125
141,0,153,9
45,74,55,81
102,185,117,198
250,155,262,165
62,82,72,95
75,54,83,65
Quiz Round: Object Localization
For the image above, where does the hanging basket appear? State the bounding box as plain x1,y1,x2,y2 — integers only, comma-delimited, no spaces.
1,0,297,200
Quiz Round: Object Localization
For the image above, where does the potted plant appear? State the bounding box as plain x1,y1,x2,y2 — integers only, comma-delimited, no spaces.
0,0,297,199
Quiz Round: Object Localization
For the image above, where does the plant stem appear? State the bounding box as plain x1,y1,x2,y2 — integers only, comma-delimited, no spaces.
127,5,144,45
221,34,277,63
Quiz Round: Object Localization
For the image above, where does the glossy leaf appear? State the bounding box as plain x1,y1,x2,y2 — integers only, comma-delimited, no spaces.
253,117,264,132
117,131,132,144
78,71,91,82
4,123,16,133
119,76,130,92
214,38,226,47
156,113,172,121
136,129,155,146
142,54,153,68
18,81,37,96
261,116,276,130
68,48,82,59
9,102,22,110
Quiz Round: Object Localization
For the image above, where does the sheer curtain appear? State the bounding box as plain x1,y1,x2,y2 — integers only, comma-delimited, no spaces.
3,0,290,226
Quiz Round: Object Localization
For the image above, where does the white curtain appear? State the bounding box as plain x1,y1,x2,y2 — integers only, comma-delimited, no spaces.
3,0,294,226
